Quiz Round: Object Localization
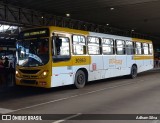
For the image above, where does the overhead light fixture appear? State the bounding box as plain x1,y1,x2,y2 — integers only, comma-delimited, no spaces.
110,7,114,10
66,13,70,17
131,29,135,32
106,24,109,26
41,16,44,19
6,37,10,39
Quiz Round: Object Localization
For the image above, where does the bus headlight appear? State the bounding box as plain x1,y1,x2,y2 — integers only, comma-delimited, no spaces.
16,70,18,74
43,71,47,76
41,70,49,78
16,70,20,77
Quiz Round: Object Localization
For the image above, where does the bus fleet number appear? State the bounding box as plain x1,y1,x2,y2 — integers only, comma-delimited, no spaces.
75,58,86,63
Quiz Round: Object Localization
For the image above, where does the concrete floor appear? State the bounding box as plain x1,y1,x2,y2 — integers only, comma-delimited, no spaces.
0,69,160,123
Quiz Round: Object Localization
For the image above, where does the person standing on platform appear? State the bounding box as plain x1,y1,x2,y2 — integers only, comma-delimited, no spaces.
4,57,9,68
0,58,5,87
0,58,4,67
3,57,9,86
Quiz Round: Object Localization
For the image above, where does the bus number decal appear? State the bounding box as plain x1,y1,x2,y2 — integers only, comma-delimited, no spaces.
75,58,86,63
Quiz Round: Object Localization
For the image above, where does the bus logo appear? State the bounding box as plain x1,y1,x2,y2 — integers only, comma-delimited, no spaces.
109,59,122,65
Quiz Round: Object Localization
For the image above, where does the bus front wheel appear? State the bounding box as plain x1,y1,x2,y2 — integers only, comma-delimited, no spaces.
74,70,86,89
130,65,137,79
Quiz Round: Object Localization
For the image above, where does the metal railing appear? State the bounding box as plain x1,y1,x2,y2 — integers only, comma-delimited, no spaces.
0,2,159,40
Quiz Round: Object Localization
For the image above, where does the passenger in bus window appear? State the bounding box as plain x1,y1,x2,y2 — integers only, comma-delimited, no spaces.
55,36,62,55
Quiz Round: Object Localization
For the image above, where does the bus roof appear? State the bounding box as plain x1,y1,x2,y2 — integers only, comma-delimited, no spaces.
20,26,152,43
48,26,89,35
132,38,152,43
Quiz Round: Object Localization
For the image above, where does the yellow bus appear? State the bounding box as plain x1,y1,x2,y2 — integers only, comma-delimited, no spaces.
16,26,153,88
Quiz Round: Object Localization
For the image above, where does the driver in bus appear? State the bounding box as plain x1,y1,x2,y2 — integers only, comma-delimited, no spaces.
38,41,48,54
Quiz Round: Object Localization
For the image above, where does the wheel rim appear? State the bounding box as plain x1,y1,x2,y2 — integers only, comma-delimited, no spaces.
77,74,84,85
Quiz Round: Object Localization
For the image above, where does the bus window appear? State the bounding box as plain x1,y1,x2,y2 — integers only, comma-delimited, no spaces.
88,36,100,55
143,43,149,55
102,38,114,55
149,44,153,55
53,36,70,61
38,39,49,54
135,42,142,55
116,40,125,55
126,41,134,55
16,38,49,67
72,35,86,55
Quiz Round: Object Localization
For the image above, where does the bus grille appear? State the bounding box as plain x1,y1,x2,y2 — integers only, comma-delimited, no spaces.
19,69,40,74
22,75,38,78
21,80,38,85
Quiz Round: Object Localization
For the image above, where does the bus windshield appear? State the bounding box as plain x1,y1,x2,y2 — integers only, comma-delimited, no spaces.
16,38,49,67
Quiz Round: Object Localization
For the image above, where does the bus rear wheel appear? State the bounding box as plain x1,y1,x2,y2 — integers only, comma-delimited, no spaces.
130,65,137,79
74,70,86,89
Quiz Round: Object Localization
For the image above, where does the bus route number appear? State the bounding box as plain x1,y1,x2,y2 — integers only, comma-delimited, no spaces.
75,58,86,63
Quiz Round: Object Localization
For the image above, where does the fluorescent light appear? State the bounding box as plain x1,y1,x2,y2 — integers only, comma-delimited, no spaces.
0,25,18,32
66,13,70,17
110,7,114,10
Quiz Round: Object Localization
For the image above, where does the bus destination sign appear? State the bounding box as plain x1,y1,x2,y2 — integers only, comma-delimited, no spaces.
24,30,46,37
20,28,49,39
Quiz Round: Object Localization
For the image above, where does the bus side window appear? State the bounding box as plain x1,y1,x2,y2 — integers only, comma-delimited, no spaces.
149,44,153,55
72,35,86,55
52,36,71,62
55,37,62,55
135,42,142,55
87,36,101,55
102,38,114,55
126,41,134,55
133,42,136,55
116,40,125,55
143,43,149,55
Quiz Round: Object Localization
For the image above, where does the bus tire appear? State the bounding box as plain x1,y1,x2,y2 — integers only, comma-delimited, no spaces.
130,65,137,79
74,70,86,89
